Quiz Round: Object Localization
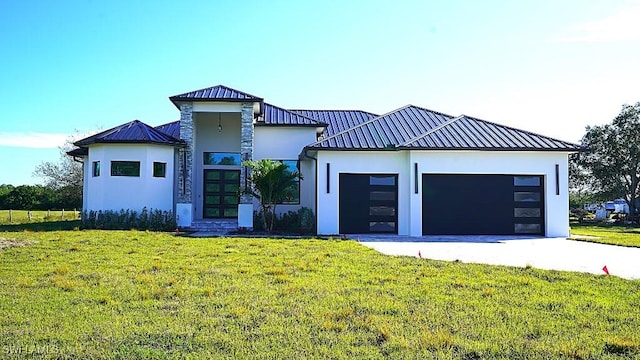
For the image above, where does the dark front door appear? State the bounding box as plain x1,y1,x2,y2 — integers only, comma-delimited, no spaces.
203,169,240,218
339,173,398,234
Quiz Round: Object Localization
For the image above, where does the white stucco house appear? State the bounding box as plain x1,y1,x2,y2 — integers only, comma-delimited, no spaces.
68,85,582,237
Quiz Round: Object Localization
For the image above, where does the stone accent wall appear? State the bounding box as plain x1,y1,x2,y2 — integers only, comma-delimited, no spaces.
177,103,193,203
240,103,254,204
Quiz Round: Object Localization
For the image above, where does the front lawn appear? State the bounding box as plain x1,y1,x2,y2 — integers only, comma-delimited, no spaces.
1,230,639,359
571,224,640,247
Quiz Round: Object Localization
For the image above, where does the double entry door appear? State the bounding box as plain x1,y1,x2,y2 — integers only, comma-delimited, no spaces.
203,169,240,218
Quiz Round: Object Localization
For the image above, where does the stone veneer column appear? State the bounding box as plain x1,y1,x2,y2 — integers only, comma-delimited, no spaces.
176,103,193,227
238,103,254,229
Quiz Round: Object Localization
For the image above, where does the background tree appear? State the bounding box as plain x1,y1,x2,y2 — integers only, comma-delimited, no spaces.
243,159,301,231
577,102,640,216
0,185,57,210
33,133,84,209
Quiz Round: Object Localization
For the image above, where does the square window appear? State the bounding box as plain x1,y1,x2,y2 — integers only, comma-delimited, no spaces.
92,161,100,177
111,161,140,177
153,162,166,178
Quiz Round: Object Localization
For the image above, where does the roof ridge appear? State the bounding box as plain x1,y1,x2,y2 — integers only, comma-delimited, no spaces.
169,84,263,100
308,105,415,146
399,115,465,147
405,104,457,119
459,114,581,148
291,109,379,116
263,103,325,125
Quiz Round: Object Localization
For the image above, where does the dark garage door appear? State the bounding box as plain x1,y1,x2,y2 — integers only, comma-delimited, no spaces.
422,174,544,235
339,174,398,234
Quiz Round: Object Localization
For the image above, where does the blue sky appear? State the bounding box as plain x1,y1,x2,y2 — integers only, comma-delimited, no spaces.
1,0,639,185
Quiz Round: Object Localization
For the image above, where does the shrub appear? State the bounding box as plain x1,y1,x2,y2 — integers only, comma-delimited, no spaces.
81,208,176,231
272,207,316,234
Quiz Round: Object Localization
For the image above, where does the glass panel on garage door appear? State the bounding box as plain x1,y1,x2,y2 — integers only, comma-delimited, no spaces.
339,174,398,234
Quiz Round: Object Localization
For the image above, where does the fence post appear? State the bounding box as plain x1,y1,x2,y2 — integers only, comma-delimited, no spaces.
62,209,65,219
28,210,32,221
9,209,12,223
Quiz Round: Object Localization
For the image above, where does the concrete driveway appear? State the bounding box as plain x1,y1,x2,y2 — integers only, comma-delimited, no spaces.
357,235,640,280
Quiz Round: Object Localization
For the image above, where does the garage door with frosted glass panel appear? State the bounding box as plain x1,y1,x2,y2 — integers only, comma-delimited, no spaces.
422,174,544,235
339,174,398,234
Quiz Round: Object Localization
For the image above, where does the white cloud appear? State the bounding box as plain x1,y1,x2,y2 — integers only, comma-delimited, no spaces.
555,5,640,42
0,132,69,149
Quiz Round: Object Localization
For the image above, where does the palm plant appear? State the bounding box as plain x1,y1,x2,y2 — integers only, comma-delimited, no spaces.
243,159,301,231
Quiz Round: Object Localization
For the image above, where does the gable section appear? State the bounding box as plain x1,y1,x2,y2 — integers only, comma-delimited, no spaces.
170,85,263,102
308,105,453,149
308,105,582,151
75,120,182,147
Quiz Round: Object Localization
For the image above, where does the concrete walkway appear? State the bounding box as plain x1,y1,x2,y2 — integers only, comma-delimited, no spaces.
358,235,640,280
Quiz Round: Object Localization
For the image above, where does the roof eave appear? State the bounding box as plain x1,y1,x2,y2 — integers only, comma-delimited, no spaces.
75,140,185,147
255,123,328,128
170,97,265,112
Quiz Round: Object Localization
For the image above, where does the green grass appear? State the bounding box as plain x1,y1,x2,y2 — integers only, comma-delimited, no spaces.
1,231,639,359
0,210,81,232
0,210,80,224
571,224,640,247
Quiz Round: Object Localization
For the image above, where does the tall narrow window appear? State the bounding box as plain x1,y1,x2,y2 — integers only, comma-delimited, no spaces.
111,161,140,177
92,161,100,177
153,162,166,178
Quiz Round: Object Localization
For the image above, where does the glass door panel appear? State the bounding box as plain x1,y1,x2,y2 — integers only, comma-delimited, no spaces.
203,169,240,219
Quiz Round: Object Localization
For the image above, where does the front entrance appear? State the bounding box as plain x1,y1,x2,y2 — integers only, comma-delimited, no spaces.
203,169,240,218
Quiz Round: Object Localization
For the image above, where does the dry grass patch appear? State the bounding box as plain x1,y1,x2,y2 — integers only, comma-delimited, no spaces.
0,237,35,250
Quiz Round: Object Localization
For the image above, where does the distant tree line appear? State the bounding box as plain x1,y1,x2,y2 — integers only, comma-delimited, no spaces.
0,184,81,210
0,132,85,211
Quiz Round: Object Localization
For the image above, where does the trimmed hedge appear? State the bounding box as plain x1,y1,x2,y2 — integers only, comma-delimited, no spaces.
82,207,176,231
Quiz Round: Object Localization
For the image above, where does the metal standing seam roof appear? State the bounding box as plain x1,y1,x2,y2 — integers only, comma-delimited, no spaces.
258,103,326,126
291,110,379,136
74,120,183,147
400,115,583,150
307,105,582,151
169,85,264,108
155,120,180,139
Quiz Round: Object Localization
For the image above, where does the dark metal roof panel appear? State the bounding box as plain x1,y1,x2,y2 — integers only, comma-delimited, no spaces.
66,147,88,157
259,104,324,126
308,105,581,151
402,115,582,150
291,110,378,137
169,85,263,102
75,120,182,147
155,120,180,139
